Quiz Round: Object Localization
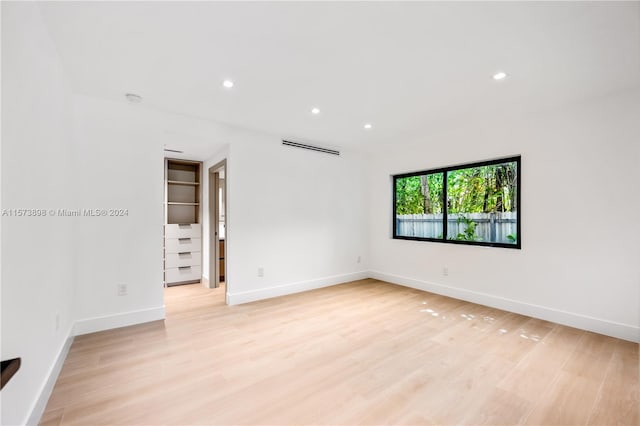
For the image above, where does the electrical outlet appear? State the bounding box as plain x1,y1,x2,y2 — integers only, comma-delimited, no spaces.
443,266,449,276
117,284,128,296
55,313,60,331
357,255,361,264
257,267,264,278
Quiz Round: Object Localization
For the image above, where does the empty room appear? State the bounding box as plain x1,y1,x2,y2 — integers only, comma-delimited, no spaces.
1,1,639,425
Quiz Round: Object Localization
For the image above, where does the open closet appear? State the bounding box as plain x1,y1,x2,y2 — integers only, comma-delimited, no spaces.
164,159,202,286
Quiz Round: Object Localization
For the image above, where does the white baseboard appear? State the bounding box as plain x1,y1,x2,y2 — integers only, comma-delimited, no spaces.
73,306,166,336
369,270,639,343
26,326,74,426
227,271,369,305
201,276,211,289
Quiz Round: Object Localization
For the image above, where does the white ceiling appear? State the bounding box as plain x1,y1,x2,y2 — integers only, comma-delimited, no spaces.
39,1,640,152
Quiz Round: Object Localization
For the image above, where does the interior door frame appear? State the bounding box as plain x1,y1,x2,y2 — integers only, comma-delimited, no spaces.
208,159,227,290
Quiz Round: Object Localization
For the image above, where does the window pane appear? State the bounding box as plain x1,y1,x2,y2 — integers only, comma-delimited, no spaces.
446,161,518,244
395,172,444,239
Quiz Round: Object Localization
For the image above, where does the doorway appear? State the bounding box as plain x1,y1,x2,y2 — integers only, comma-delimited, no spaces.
208,160,227,290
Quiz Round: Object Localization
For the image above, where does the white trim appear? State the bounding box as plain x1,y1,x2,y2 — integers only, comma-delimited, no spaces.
73,306,166,336
227,271,369,305
201,276,212,289
25,326,74,426
369,270,640,343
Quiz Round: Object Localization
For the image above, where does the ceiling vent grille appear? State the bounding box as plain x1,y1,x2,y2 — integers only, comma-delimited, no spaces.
282,140,340,156
164,148,184,154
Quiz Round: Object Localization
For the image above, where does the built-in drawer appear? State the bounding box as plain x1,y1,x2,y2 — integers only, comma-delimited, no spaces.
165,237,201,254
165,223,201,239
165,265,202,284
165,252,201,268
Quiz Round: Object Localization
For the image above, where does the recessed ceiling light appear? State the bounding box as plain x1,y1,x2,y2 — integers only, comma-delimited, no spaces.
364,123,372,130
311,107,320,115
125,93,142,103
222,80,234,88
492,71,507,80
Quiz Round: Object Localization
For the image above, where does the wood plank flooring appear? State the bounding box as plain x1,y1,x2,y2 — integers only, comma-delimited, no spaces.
41,279,639,425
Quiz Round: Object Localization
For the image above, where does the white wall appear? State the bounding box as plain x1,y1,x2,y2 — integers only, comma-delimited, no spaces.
1,3,75,424
71,95,164,331
226,137,370,303
199,129,370,303
71,93,371,325
70,94,235,333
368,89,640,341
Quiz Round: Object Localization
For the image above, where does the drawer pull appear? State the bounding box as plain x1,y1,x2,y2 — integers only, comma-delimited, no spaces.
178,238,191,241
178,266,192,270
178,252,191,255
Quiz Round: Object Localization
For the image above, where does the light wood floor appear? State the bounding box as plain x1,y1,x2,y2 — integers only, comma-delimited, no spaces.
41,279,639,425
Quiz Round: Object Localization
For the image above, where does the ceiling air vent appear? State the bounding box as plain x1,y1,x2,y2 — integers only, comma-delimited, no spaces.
164,148,184,154
282,140,340,156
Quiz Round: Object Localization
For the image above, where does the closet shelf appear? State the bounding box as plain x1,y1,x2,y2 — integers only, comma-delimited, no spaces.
167,180,200,186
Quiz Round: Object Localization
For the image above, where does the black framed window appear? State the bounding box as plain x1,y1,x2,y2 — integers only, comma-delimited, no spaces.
393,156,521,249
